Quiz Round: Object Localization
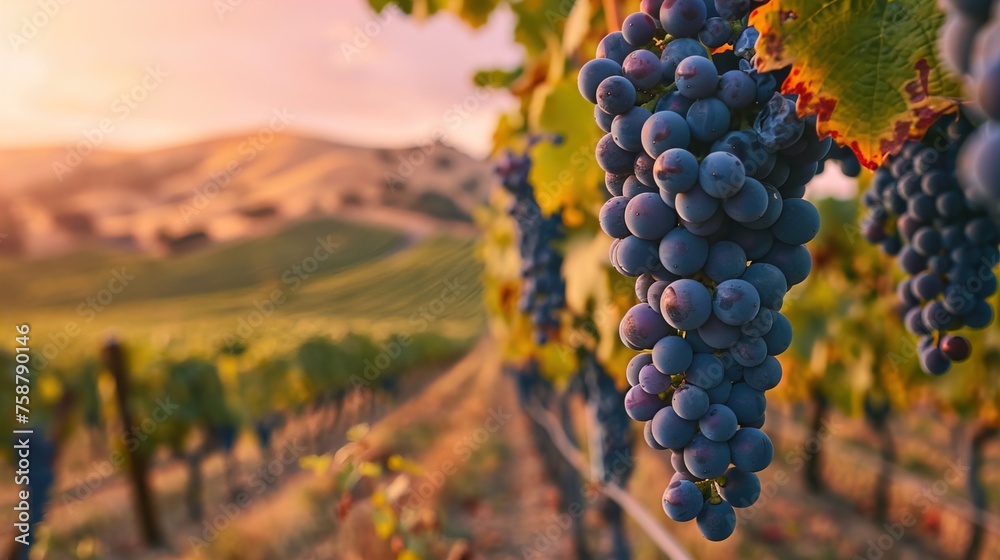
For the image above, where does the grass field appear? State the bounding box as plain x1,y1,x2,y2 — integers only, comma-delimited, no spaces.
1,218,406,307
1,217,484,370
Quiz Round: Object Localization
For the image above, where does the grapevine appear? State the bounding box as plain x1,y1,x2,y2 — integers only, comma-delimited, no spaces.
496,138,567,345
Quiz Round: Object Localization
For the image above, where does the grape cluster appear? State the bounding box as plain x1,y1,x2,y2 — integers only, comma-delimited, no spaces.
582,354,635,485
496,143,567,344
580,0,827,541
937,0,1000,211
860,118,998,374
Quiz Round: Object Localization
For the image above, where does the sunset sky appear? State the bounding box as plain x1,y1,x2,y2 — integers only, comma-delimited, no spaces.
1,0,522,158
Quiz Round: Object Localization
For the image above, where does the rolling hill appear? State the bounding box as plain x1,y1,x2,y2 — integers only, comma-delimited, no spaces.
0,132,492,257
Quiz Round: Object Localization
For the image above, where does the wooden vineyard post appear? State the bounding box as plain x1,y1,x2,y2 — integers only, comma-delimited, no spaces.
101,338,166,548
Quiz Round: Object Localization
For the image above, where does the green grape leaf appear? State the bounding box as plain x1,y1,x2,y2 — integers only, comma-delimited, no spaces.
529,76,604,216
753,0,963,169
511,0,579,55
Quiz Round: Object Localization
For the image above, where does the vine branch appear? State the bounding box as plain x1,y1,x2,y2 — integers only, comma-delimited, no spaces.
524,399,694,560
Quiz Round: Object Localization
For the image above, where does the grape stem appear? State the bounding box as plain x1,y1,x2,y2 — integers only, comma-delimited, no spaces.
523,398,695,560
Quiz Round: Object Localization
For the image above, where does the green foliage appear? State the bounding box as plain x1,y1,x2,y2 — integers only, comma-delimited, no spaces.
297,336,351,397
530,77,604,218
153,358,232,453
369,0,500,28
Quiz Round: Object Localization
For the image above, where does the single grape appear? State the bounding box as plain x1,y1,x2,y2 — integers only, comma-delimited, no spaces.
626,192,677,240
686,97,731,143
772,198,821,245
653,335,695,374
621,303,673,349
684,433,732,478
625,385,665,421
599,196,631,239
761,241,812,286
715,0,752,21
673,383,711,420
699,17,732,48
622,11,658,46
654,148,700,195
596,133,638,175
729,427,773,471
705,241,748,282
597,31,636,64
641,0,666,21
743,356,782,391
698,314,742,349
713,279,761,326
920,345,952,375
696,500,737,541
761,311,792,355
725,383,766,424
616,235,660,276
623,175,658,197
719,467,761,508
699,151,746,199
730,335,768,367
734,26,760,59
663,478,704,522
699,403,739,441
660,0,708,38
941,334,972,361
640,364,673,394
718,70,756,110
651,406,698,449
686,353,725,389
660,228,710,276
676,55,720,100
754,93,804,151
612,106,653,152
656,90,696,116
624,49,664,90
722,176,769,223
606,172,628,196
740,263,788,311
728,224,775,260
642,110,692,158
675,184,721,223
706,378,734,404
647,279,675,314
597,75,638,115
